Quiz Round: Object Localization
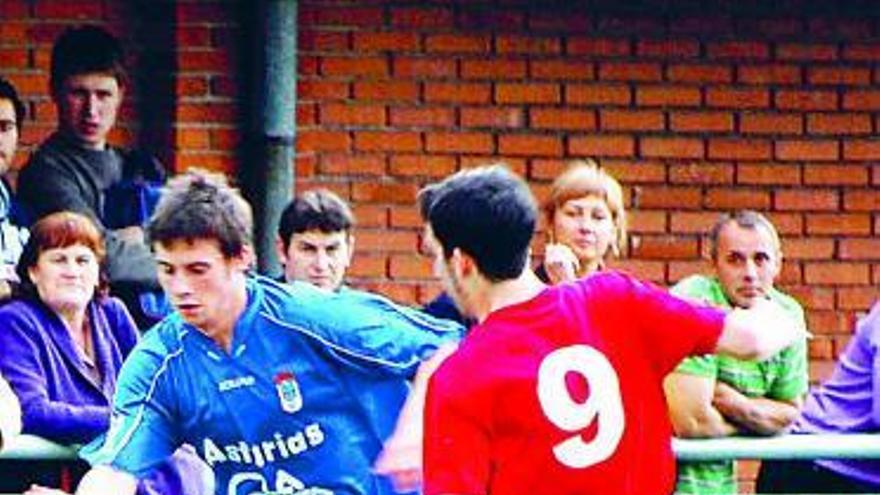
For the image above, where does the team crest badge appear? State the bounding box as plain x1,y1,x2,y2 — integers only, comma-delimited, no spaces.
274,371,303,414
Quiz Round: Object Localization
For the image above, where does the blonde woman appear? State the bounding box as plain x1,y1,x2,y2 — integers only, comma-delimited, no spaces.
538,159,627,284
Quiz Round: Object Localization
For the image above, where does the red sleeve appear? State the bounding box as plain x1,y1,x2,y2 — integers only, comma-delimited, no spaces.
423,356,491,495
591,271,725,376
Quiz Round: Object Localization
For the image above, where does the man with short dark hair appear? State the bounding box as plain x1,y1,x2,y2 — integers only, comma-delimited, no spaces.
276,188,355,291
419,165,806,495
18,25,164,327
0,76,29,299
664,211,808,495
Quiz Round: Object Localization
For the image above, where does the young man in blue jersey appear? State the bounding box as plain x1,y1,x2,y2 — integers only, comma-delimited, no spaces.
28,170,460,495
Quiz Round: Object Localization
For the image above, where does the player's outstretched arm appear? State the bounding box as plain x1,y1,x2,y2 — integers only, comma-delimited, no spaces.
715,297,807,361
374,343,457,493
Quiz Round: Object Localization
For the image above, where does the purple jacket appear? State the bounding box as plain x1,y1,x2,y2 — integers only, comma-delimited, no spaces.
0,296,138,444
795,301,880,485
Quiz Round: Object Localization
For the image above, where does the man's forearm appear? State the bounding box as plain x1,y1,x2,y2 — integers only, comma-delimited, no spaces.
673,404,740,438
664,374,740,438
712,382,801,435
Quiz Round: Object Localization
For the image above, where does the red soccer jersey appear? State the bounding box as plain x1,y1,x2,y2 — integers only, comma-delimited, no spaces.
424,271,725,495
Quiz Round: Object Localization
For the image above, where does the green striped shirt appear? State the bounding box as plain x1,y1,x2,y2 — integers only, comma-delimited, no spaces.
670,275,808,495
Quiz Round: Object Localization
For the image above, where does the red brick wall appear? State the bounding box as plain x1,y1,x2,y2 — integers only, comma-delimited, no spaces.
0,0,242,173
3,1,880,385
296,1,880,385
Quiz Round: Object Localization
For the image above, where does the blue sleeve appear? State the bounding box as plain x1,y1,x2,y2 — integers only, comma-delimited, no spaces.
285,283,464,378
81,331,180,478
0,305,109,444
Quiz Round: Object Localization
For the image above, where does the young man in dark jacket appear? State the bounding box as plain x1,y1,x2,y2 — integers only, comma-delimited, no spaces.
18,26,164,328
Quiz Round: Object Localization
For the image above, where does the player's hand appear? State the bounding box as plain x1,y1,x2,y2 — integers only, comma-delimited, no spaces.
543,243,580,284
724,296,812,362
373,431,422,493
24,485,70,495
747,296,811,339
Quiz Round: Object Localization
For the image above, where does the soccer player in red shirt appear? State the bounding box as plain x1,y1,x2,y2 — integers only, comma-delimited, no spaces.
419,164,806,495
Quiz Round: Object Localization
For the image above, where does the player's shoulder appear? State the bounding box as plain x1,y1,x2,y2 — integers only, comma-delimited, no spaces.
439,323,519,376
559,269,651,305
575,269,643,290
432,341,494,396
111,316,191,404
249,275,349,333
128,314,189,368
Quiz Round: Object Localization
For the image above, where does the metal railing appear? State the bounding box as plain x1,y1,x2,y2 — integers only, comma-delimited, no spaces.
3,433,880,494
0,435,80,494
673,433,880,461
0,434,78,461
5,432,880,462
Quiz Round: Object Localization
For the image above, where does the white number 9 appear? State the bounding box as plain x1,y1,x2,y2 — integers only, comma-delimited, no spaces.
536,345,625,468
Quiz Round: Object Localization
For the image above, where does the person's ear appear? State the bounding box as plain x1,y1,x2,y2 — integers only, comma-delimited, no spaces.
275,236,288,265
27,264,40,287
771,250,783,278
346,234,355,264
453,248,477,278
236,244,256,272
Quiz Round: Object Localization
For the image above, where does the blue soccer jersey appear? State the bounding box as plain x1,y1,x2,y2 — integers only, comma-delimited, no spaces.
84,276,463,495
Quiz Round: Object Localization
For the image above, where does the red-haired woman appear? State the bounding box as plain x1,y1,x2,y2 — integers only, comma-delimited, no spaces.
0,212,208,494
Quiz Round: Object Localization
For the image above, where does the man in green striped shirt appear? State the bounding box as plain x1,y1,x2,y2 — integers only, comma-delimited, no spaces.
664,211,808,494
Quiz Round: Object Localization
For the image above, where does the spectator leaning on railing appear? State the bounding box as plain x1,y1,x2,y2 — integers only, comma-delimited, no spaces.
0,211,207,494
664,211,808,495
0,212,138,446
